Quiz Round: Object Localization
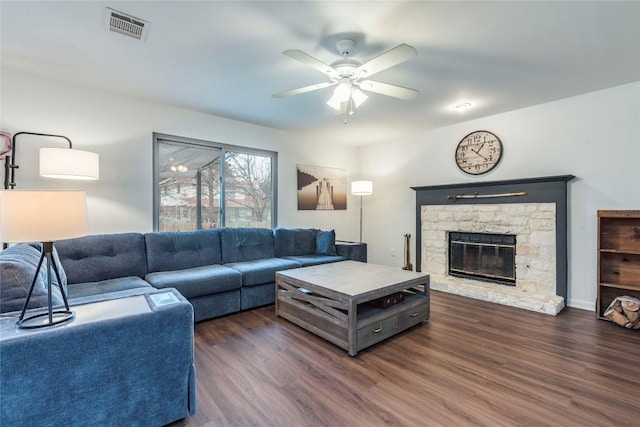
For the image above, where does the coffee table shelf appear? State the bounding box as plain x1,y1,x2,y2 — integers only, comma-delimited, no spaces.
276,261,430,356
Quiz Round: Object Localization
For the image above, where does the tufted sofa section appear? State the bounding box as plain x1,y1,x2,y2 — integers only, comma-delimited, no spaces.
220,228,302,310
144,229,243,321
54,232,153,299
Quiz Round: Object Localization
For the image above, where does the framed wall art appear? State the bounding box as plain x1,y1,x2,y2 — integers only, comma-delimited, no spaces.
297,164,347,210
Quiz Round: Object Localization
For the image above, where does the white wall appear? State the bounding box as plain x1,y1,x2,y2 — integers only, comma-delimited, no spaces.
0,69,361,240
359,81,640,310
3,69,639,310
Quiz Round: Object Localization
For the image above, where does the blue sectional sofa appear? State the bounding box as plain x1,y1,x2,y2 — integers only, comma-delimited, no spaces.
0,227,365,426
53,227,365,322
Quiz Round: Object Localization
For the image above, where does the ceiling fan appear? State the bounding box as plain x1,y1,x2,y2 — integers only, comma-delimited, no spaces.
273,39,418,115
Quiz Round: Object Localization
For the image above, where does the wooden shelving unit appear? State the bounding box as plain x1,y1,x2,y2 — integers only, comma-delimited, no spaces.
596,210,640,319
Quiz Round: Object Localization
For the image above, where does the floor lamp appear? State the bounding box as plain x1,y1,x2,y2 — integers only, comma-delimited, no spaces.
351,181,373,243
4,131,99,189
0,190,88,328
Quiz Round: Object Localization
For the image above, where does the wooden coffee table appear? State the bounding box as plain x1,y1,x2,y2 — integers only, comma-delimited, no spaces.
275,261,430,356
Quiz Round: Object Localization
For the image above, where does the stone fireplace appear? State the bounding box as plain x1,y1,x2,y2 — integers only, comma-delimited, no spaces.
412,176,573,315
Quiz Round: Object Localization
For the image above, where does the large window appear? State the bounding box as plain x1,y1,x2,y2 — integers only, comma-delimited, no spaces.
153,133,277,231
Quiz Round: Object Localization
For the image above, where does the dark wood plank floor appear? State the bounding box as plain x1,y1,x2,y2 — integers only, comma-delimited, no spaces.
170,290,640,427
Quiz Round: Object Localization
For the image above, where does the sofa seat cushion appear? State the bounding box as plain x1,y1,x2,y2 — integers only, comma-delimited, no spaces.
274,228,317,257
67,277,152,299
224,258,301,287
145,265,242,298
282,254,346,267
144,229,222,272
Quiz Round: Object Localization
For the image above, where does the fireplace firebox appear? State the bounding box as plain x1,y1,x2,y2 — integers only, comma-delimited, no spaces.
448,232,516,286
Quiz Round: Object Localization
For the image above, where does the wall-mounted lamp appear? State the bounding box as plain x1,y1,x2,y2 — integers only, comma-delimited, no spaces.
351,180,373,243
3,132,100,189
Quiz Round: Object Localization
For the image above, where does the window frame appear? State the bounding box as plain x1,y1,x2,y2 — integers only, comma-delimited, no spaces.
152,132,278,231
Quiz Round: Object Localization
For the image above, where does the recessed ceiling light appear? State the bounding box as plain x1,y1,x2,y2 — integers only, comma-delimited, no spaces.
455,102,472,112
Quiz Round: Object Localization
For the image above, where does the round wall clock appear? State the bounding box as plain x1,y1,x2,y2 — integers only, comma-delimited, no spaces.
455,130,503,175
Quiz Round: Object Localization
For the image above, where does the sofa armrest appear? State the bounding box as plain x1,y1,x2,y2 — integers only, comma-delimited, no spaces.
335,241,367,262
0,288,195,426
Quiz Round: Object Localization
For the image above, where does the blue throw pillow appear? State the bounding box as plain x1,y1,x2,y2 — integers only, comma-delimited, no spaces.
316,230,337,256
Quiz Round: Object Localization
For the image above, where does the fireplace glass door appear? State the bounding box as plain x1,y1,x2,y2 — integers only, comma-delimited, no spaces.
449,232,516,286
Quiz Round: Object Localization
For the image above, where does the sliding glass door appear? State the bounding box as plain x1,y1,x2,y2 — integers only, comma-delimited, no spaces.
153,134,277,231
156,140,221,231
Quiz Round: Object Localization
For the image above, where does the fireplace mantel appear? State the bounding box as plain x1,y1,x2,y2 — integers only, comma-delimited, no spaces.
412,175,574,302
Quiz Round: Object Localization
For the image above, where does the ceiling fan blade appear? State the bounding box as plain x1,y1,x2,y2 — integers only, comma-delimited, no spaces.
272,82,335,98
355,44,417,78
283,50,337,76
358,80,419,100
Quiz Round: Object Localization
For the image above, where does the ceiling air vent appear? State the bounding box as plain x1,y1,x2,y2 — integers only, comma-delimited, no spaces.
104,7,149,40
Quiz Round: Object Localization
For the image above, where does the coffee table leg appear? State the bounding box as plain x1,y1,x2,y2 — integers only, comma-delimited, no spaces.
275,279,279,315
347,299,358,356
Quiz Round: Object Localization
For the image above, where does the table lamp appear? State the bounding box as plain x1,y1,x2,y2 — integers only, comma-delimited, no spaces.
0,190,87,328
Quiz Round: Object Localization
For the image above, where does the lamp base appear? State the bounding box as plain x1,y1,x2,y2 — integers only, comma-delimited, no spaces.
16,309,75,329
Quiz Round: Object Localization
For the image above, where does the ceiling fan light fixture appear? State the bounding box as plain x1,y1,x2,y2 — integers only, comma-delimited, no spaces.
275,39,418,120
326,94,344,110
352,88,368,108
334,79,352,102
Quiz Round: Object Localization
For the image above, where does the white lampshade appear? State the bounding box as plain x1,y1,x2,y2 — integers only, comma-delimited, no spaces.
351,180,373,196
327,78,354,111
326,94,343,111
351,88,368,108
0,190,87,242
40,148,100,180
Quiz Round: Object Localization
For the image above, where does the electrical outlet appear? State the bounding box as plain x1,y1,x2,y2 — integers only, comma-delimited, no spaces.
390,248,396,257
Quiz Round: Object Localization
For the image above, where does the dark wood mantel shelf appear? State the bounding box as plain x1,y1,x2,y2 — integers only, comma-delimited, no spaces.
411,174,574,192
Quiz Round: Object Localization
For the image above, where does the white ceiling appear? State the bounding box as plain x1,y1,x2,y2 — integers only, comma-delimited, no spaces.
2,1,639,146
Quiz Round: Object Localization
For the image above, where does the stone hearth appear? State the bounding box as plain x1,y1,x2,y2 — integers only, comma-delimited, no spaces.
412,175,573,315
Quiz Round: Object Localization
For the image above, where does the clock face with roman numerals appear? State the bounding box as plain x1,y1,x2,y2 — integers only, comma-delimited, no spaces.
455,130,503,175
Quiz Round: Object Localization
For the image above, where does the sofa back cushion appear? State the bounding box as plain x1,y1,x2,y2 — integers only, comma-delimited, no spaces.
55,233,148,284
0,244,64,313
145,229,222,273
274,228,317,257
220,228,275,263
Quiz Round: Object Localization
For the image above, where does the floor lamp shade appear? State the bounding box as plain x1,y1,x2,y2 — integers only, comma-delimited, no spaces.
0,190,87,243
351,180,373,196
40,148,100,180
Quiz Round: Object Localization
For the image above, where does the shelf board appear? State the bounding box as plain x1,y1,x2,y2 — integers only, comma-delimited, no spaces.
599,282,640,291
599,248,640,255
